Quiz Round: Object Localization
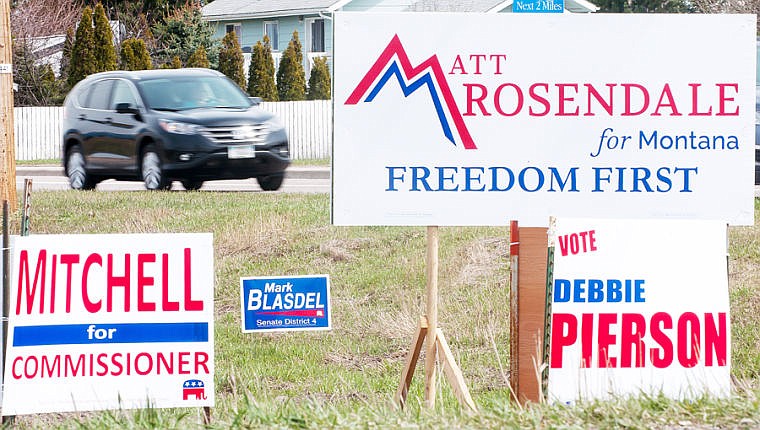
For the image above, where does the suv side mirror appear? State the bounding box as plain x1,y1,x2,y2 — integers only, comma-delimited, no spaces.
249,97,262,107
115,103,140,114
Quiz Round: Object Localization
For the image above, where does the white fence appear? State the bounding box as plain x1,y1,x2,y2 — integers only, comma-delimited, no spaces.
14,106,64,160
260,100,331,160
12,100,332,161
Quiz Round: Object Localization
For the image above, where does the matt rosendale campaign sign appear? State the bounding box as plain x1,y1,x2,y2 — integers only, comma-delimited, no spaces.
1,233,214,415
547,219,730,402
332,13,755,226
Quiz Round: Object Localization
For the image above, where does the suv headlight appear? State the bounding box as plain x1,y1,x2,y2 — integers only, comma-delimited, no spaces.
159,119,199,135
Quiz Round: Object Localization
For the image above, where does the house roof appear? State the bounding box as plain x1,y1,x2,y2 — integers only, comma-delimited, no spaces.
406,0,598,12
202,0,350,21
203,0,598,21
405,0,506,12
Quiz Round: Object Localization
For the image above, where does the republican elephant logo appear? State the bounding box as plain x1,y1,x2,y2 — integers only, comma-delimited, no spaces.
182,379,207,400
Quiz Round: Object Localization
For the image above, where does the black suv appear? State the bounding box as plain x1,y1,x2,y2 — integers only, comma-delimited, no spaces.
62,68,290,191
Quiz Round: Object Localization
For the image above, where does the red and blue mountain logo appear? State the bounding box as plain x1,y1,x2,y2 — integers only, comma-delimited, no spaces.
345,35,477,150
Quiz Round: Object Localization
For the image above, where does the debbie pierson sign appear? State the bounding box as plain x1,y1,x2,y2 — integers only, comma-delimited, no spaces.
332,13,755,226
547,219,730,402
1,234,214,415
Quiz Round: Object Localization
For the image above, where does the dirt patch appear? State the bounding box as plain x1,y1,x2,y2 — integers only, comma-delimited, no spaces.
215,215,294,259
319,238,373,262
324,350,407,371
456,237,509,286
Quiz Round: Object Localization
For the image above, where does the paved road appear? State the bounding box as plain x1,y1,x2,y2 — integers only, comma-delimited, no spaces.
15,165,331,193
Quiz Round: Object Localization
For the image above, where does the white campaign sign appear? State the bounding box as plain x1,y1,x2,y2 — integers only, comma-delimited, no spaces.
332,13,756,226
547,218,730,402
1,233,215,415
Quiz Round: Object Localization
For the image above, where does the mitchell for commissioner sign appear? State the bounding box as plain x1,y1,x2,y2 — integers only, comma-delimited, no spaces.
332,13,756,227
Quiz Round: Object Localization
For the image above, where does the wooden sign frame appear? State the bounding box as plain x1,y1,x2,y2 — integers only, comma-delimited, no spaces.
394,226,477,412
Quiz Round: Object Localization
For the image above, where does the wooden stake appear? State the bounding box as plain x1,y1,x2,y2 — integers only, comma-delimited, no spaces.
436,329,477,412
511,227,548,404
394,316,427,407
424,226,438,408
395,316,478,412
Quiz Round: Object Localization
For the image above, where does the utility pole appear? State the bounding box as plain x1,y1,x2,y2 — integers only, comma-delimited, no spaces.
0,0,17,212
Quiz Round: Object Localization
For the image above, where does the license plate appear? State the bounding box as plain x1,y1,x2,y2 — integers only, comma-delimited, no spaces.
228,145,256,159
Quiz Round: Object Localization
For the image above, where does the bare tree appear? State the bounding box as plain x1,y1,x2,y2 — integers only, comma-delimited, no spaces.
691,0,760,28
11,0,81,38
11,0,82,105
407,0,476,11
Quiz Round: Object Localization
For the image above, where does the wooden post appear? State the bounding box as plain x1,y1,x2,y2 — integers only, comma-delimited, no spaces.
0,0,17,211
509,226,548,404
394,226,477,412
203,406,211,425
424,225,438,408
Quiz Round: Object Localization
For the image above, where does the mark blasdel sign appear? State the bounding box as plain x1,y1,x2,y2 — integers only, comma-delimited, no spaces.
241,275,331,332
1,233,215,415
332,13,755,226
547,219,730,402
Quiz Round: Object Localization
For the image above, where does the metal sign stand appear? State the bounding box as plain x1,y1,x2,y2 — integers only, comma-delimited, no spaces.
1,201,9,425
394,226,477,412
1,182,31,423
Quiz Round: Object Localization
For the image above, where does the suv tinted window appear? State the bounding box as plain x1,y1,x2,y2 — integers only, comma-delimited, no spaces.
111,80,138,110
137,76,251,111
76,83,92,107
85,80,114,110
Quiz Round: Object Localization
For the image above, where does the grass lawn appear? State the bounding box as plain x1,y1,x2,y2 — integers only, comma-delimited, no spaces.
5,191,760,429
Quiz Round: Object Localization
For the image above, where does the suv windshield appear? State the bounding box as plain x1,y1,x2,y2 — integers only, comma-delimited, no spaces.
138,76,252,111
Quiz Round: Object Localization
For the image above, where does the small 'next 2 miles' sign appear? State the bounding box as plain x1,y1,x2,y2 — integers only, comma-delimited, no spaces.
513,0,564,13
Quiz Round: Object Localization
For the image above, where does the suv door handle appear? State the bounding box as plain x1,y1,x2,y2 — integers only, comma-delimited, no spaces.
104,117,113,124
78,114,86,120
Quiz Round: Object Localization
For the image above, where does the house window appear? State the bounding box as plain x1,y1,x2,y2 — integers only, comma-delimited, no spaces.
310,19,325,52
264,21,279,51
225,23,242,47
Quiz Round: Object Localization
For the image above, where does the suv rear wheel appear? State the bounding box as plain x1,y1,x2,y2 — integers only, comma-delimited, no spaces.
257,172,284,191
181,179,204,191
66,145,96,190
141,145,171,190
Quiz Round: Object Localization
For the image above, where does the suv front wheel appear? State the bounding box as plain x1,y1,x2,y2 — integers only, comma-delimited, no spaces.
66,145,96,190
141,145,171,190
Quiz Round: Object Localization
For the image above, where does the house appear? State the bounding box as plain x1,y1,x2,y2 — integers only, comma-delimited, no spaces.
23,35,67,76
19,20,124,78
201,0,346,79
201,0,598,79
